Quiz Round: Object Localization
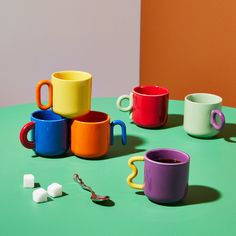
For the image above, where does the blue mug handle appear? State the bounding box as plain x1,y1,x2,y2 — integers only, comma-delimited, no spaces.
110,120,127,145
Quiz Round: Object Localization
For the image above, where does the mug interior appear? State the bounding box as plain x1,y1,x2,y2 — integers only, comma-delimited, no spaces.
32,110,64,121
74,111,109,123
52,71,92,81
133,86,168,96
146,148,190,165
185,93,222,104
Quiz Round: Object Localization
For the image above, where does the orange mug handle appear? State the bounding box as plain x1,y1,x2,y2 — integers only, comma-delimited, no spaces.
35,80,53,110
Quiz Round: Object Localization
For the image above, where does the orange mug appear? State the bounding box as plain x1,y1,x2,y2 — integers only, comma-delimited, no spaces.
71,111,127,158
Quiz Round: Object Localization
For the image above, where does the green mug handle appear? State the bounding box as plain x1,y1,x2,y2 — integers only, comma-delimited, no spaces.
116,93,133,119
116,93,133,111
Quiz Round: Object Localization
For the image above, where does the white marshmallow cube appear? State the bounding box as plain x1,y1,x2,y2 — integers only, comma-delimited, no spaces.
47,183,62,198
33,188,48,203
23,174,35,188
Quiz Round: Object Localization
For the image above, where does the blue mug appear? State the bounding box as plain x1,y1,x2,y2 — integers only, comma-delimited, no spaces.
20,110,69,157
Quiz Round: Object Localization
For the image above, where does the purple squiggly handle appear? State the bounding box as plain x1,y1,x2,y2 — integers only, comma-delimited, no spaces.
211,109,225,131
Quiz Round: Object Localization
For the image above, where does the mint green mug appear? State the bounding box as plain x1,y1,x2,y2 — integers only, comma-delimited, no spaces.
183,93,225,138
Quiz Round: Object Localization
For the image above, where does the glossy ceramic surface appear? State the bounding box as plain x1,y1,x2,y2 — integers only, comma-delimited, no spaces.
127,148,190,204
117,85,169,128
36,71,92,118
71,111,126,158
183,93,225,138
20,110,69,157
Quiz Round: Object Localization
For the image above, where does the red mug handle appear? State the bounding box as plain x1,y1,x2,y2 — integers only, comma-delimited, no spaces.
19,121,35,149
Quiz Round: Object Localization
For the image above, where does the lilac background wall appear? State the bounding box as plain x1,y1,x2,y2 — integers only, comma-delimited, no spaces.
0,0,141,107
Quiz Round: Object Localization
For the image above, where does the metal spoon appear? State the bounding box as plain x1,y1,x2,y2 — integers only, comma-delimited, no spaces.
73,173,110,203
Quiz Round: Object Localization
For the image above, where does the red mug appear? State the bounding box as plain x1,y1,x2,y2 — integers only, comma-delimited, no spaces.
116,85,169,128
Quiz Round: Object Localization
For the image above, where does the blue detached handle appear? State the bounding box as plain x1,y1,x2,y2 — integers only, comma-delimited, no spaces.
110,120,127,145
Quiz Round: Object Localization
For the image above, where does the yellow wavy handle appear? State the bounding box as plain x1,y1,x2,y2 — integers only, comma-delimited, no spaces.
127,156,144,190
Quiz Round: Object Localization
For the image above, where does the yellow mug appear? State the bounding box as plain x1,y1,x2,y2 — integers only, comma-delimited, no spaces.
36,71,92,118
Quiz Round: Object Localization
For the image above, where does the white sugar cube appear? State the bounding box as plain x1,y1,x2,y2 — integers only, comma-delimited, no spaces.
23,174,35,188
33,188,48,203
47,183,62,198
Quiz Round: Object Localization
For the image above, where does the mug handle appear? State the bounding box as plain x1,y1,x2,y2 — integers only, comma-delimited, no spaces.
35,80,53,110
116,92,133,112
19,121,35,149
110,120,127,145
127,156,144,190
211,109,225,131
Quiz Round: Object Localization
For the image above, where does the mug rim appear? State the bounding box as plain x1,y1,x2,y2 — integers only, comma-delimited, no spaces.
73,111,110,125
133,85,169,97
185,93,222,105
51,70,92,82
144,148,190,166
31,110,66,122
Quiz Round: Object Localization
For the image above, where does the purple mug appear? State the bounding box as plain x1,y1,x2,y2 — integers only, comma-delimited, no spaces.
127,148,190,204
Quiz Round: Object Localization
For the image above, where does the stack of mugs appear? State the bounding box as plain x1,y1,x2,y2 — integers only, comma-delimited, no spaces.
20,71,127,159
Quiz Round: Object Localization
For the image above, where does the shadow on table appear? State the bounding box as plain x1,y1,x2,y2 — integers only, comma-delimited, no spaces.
188,123,236,143
61,192,69,197
135,185,221,207
107,134,146,159
94,199,115,207
180,185,221,206
34,182,41,188
216,123,236,143
163,114,184,129
82,135,145,161
32,150,74,159
37,197,54,204
132,114,184,130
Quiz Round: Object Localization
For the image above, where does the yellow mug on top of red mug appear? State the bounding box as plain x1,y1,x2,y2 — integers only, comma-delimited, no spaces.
36,71,92,118
71,111,127,158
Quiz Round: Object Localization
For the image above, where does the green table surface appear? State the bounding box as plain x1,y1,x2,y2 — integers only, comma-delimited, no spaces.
1,98,236,236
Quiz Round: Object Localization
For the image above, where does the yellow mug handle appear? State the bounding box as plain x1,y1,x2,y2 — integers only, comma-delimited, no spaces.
127,156,144,190
35,80,53,110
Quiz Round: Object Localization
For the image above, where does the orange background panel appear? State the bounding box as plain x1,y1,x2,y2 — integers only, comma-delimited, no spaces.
140,0,236,107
